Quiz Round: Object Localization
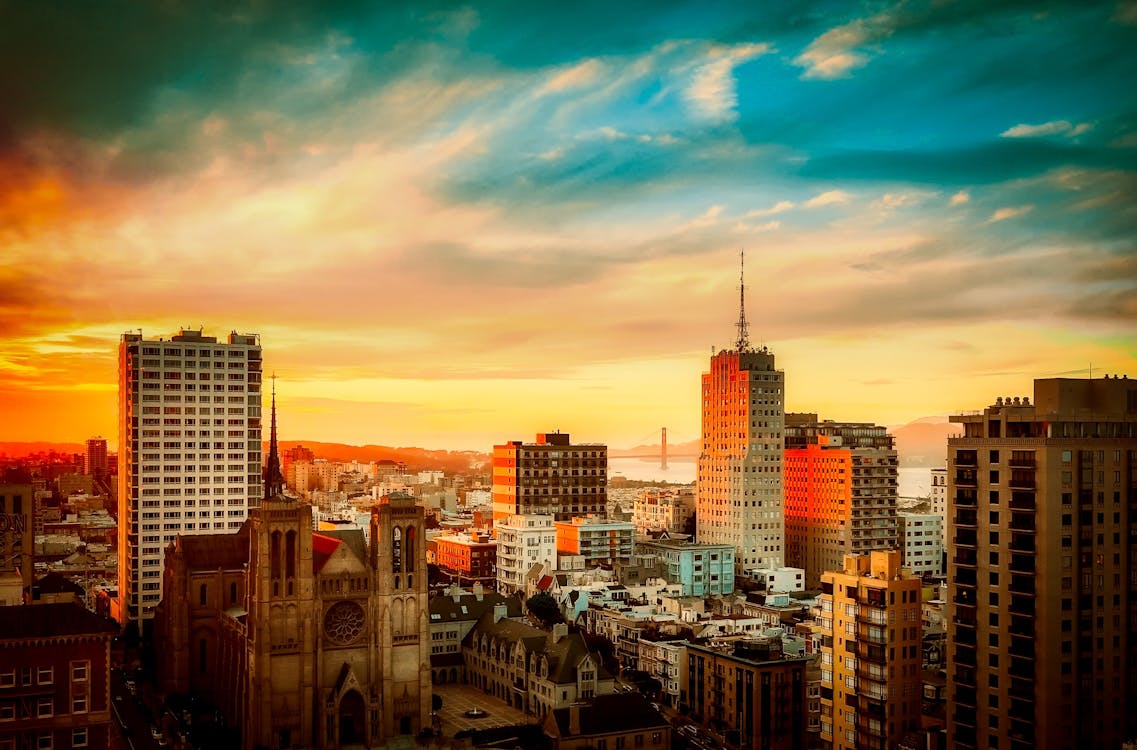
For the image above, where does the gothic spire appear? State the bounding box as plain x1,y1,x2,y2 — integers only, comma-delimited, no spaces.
735,249,751,352
264,374,285,501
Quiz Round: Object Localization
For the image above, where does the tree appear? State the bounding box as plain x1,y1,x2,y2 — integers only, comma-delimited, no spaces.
682,511,696,538
525,593,563,627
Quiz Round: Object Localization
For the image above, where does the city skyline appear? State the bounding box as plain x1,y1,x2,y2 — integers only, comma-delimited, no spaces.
2,2,1135,451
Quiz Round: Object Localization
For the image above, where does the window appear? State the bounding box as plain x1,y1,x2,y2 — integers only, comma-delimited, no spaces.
37,735,52,750
37,667,53,685
71,662,88,682
37,697,53,717
72,729,88,748
0,703,14,720
72,695,87,713
0,670,12,688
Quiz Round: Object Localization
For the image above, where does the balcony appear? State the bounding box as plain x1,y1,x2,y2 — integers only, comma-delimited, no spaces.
857,622,887,644
954,469,978,487
857,661,887,684
1009,512,1036,532
955,488,977,507
1009,594,1035,616
1008,677,1032,702
954,686,977,707
1009,554,1035,575
955,451,978,467
954,529,977,547
954,509,977,528
1009,452,1035,468
1009,492,1036,511
954,568,977,587
953,667,977,688
1008,638,1034,659
1008,472,1036,490
1009,533,1035,553
858,641,886,663
856,607,887,626
953,549,977,566
1008,615,1034,638
1009,575,1035,596
1008,657,1035,679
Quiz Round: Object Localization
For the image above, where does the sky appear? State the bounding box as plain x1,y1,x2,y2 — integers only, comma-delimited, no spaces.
1,1,1135,451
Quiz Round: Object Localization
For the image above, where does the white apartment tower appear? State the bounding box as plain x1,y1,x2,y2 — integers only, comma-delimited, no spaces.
117,328,263,625
495,513,557,595
697,254,785,571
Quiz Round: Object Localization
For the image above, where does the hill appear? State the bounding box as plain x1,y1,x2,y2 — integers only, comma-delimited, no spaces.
276,441,489,474
889,418,962,468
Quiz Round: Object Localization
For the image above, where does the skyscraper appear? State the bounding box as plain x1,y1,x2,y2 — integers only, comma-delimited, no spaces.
117,328,262,626
491,432,607,522
697,253,784,571
84,437,108,480
946,377,1137,750
783,415,899,588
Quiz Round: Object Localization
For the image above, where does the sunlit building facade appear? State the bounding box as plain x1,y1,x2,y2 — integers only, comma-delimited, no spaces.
491,433,607,522
117,328,263,625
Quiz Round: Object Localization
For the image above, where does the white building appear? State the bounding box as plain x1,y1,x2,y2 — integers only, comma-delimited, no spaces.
632,487,695,534
929,466,947,548
746,565,806,593
117,328,262,624
495,513,557,595
898,512,943,577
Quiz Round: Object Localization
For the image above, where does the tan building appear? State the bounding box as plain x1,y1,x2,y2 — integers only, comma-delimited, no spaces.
946,377,1137,750
154,400,430,748
554,516,635,566
632,487,695,534
784,416,899,589
685,637,808,750
0,483,33,606
819,550,922,750
492,433,607,522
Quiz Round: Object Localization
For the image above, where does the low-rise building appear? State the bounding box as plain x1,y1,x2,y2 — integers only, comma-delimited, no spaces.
634,538,734,596
746,565,806,593
544,692,671,750
897,513,943,578
0,603,118,750
428,586,523,685
632,488,695,534
496,514,557,596
434,531,497,588
555,516,634,566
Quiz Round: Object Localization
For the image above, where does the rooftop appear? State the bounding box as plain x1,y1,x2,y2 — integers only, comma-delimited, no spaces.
0,603,118,640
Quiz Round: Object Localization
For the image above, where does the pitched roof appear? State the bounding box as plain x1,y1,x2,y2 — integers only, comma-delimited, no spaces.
35,572,85,596
0,603,118,640
463,612,611,685
177,523,250,570
550,693,669,737
429,591,522,624
319,529,368,564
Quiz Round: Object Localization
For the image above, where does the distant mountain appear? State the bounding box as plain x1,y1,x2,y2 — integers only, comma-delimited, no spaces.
275,441,490,474
0,442,86,459
610,438,700,458
888,418,962,468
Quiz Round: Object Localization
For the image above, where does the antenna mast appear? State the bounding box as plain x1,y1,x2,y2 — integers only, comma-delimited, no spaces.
735,249,750,351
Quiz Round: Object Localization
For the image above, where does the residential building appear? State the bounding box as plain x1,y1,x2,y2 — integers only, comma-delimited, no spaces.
946,378,1137,750
632,487,695,534
428,586,523,685
747,566,806,593
686,637,808,750
84,438,108,481
434,531,497,588
496,514,557,596
929,466,947,548
492,433,607,522
636,632,688,707
898,512,943,577
0,483,34,605
117,328,263,625
634,537,735,596
819,550,922,750
784,416,899,589
462,615,614,717
696,340,785,571
0,602,117,750
544,692,670,750
555,516,634,566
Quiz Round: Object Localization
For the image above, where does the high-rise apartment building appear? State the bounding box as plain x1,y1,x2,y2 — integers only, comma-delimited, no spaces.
946,377,1137,750
84,437,109,480
117,328,262,626
697,258,784,571
819,550,922,750
930,466,947,548
491,433,606,522
784,416,899,588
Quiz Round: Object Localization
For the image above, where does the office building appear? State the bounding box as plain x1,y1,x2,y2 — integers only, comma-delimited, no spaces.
819,550,922,750
492,433,607,522
117,328,262,626
898,512,943,577
686,637,808,750
697,257,784,571
946,378,1137,750
495,513,557,595
783,416,899,588
84,438,108,481
0,483,33,605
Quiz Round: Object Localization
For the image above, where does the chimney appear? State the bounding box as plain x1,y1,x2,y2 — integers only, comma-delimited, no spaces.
552,623,568,643
568,703,581,736
493,604,508,623
473,582,484,601
450,586,461,603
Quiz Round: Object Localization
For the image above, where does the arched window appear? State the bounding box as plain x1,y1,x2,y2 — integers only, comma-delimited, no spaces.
199,584,207,607
270,531,282,579
230,582,237,604
405,526,416,573
285,530,297,580
392,526,402,574
199,639,207,674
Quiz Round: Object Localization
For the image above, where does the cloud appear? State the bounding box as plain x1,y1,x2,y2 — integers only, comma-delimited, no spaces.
540,59,603,94
745,200,795,218
794,19,875,79
685,43,770,122
950,191,971,206
804,190,852,208
988,205,1035,223
1001,120,1094,138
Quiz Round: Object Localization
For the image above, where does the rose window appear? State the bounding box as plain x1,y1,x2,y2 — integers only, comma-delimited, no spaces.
323,600,365,645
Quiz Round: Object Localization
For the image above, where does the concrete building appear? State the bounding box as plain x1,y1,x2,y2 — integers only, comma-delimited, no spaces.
427,586,523,685
434,531,497,588
84,438,108,480
929,466,947,548
0,602,118,750
544,692,670,750
492,433,607,522
117,328,263,625
696,343,785,572
495,514,557,596
784,416,899,589
819,550,922,750
747,565,806,593
633,537,735,596
632,487,695,534
0,483,34,605
946,378,1137,750
686,637,808,750
555,516,634,566
897,512,943,577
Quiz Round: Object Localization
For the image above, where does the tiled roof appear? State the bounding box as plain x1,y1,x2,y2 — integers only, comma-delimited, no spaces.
550,693,669,737
178,523,250,569
429,591,522,623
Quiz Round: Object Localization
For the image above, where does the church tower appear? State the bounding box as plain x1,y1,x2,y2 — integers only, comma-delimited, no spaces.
245,384,317,750
370,492,432,738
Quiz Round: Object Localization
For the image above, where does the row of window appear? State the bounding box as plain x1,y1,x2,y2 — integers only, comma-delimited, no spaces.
0,663,87,688
0,729,87,750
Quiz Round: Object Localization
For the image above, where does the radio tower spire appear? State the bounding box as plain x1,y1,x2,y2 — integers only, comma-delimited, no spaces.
735,249,750,352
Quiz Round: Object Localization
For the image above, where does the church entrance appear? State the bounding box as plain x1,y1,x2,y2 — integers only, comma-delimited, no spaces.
338,690,366,745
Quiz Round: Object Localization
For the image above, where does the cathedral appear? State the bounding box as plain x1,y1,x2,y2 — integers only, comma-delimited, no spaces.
155,393,430,749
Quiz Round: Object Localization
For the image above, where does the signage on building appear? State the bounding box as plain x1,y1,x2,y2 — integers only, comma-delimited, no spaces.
0,513,28,573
